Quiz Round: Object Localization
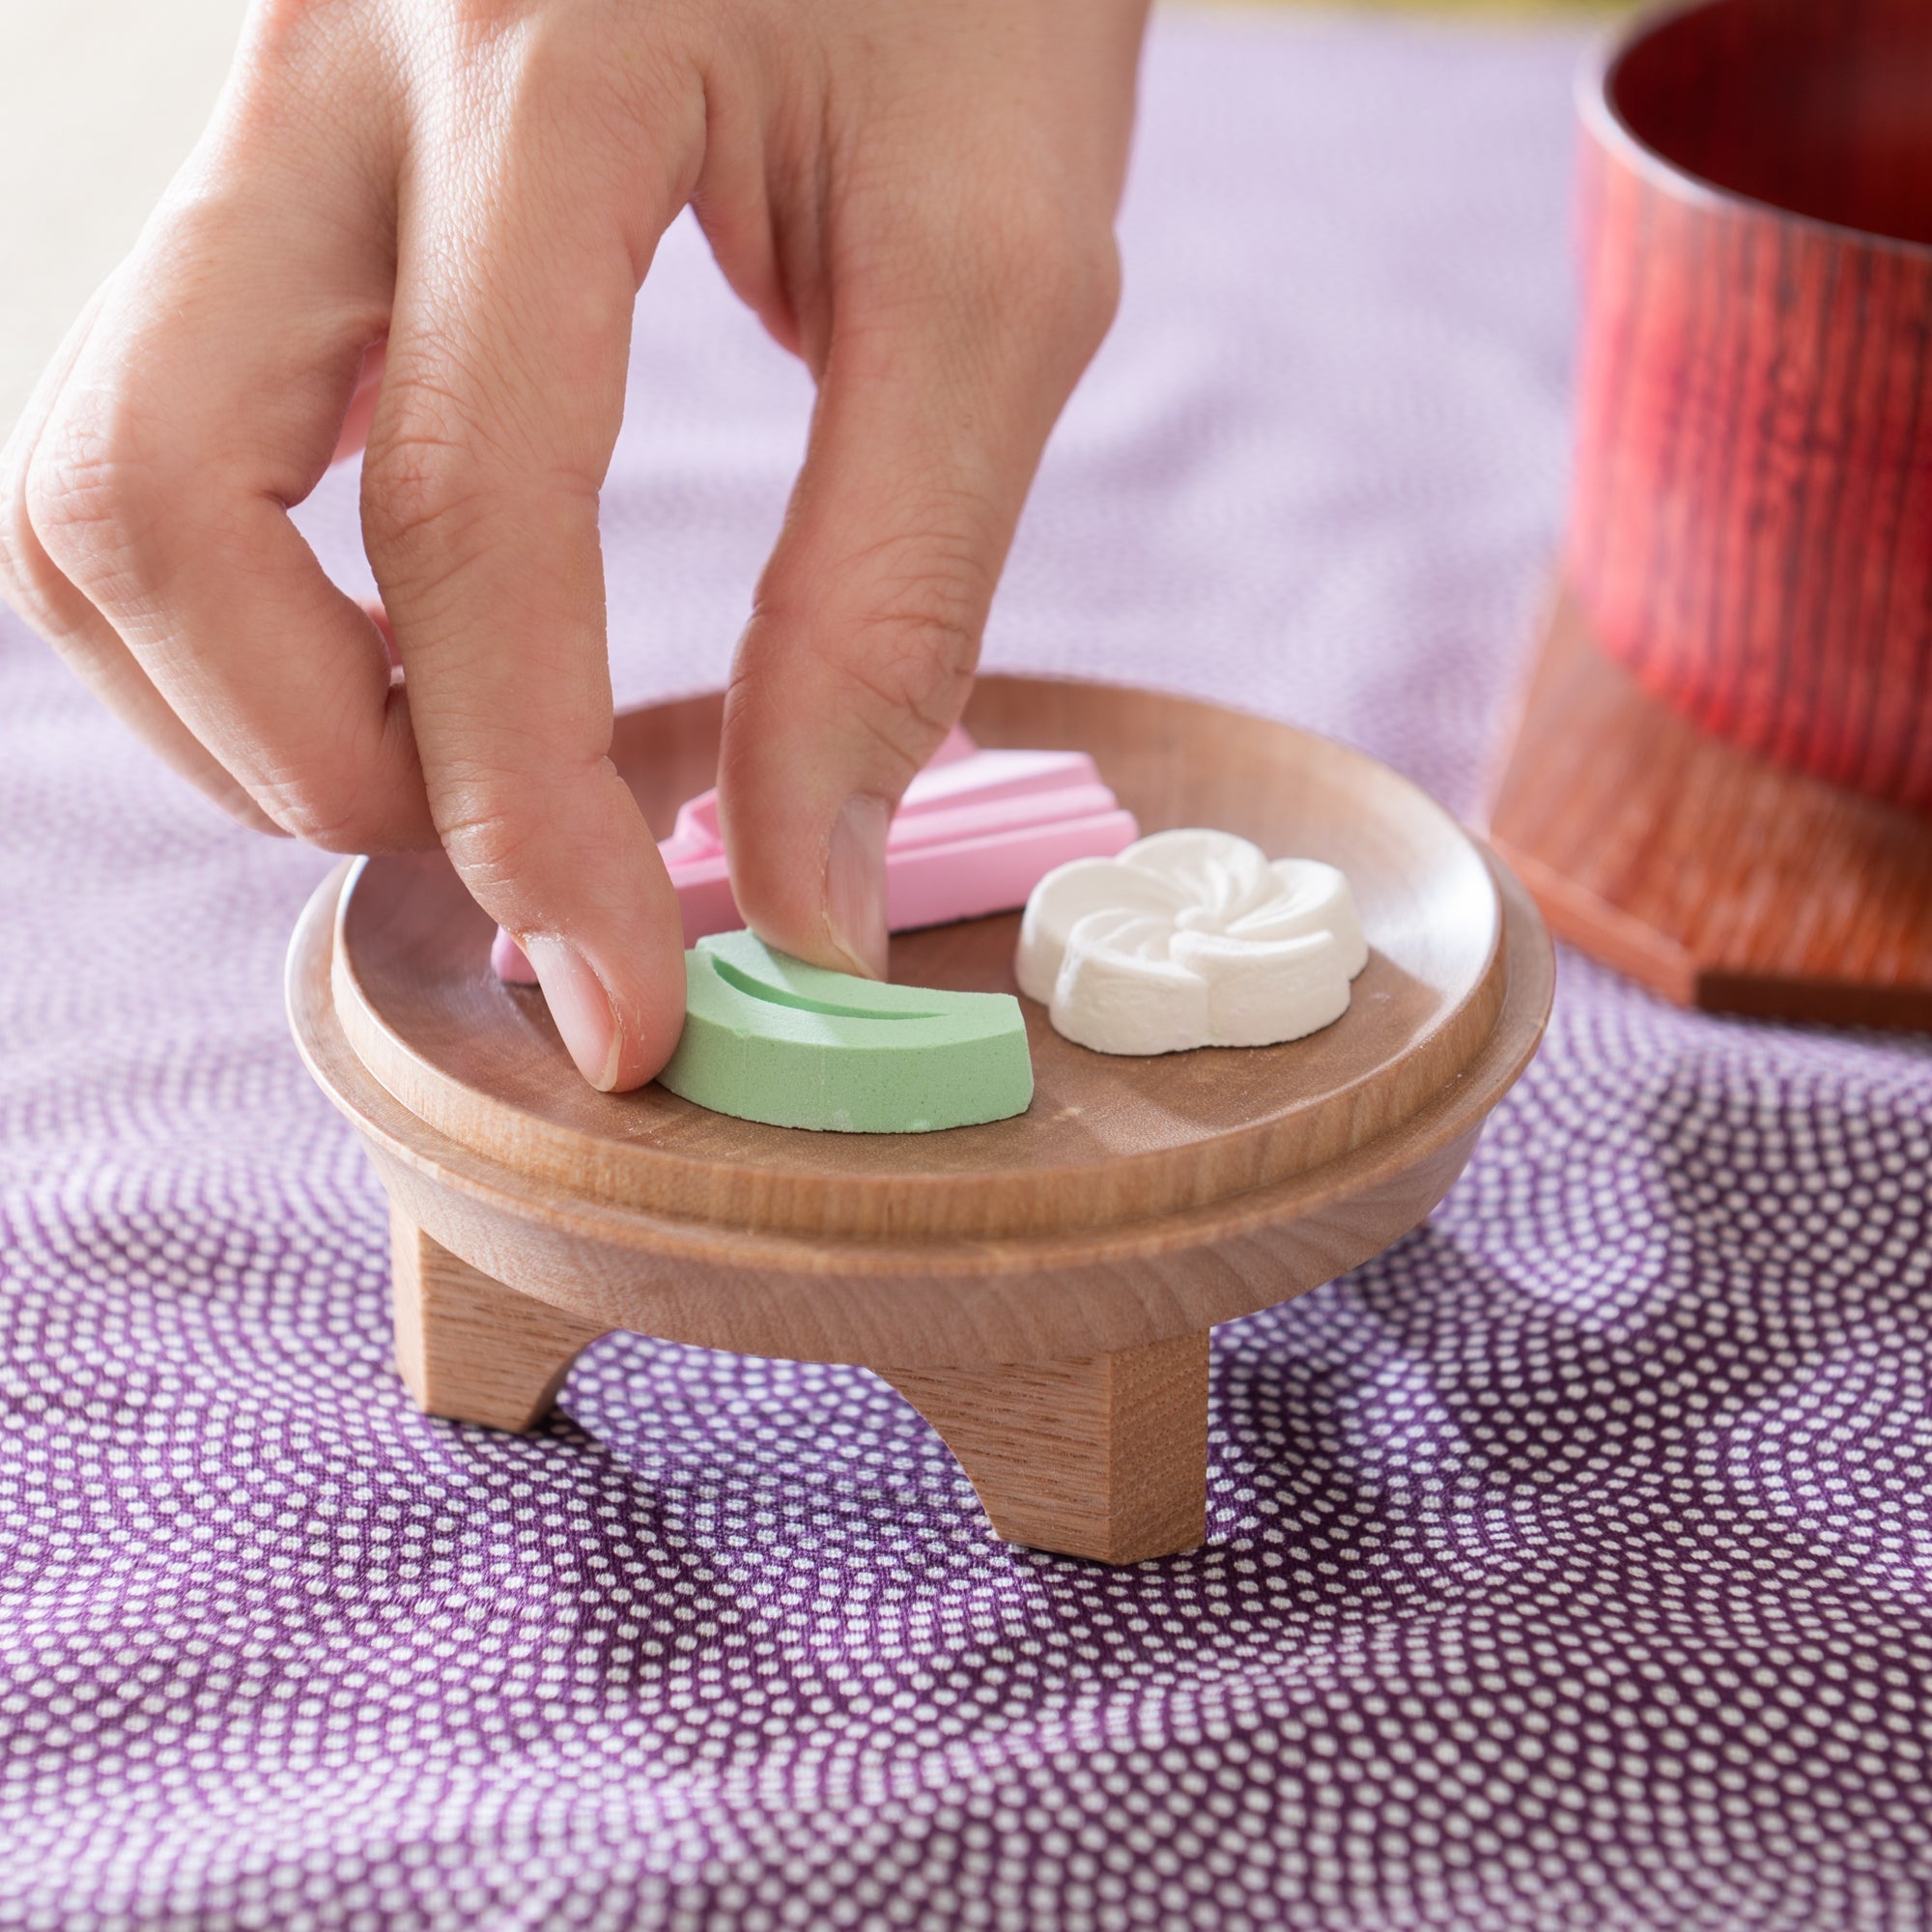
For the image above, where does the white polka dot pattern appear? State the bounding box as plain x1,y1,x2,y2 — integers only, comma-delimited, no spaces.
9,14,1930,1930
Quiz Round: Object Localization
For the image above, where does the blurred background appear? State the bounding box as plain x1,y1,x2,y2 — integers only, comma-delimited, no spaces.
1,1,247,428
0,0,1630,431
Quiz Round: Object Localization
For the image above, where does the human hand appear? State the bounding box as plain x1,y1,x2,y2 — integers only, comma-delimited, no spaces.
0,0,1145,1089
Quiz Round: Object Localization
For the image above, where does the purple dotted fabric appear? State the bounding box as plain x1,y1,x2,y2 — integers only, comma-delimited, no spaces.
6,12,1932,1929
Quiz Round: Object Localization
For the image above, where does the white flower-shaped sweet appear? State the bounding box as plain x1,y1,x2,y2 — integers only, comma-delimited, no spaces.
1015,830,1368,1056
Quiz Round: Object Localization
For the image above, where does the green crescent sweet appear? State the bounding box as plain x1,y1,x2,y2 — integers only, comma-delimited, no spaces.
655,929,1034,1133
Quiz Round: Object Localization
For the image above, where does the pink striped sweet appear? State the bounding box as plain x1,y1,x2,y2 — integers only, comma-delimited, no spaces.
492,729,1139,981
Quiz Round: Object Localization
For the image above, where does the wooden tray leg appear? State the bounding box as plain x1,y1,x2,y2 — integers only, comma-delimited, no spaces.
883,1333,1209,1564
389,1203,607,1431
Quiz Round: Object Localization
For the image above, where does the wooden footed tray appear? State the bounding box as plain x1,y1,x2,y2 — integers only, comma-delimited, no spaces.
289,676,1553,1564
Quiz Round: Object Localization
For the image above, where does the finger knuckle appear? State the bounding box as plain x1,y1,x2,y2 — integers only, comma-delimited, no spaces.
963,188,1122,356
360,397,502,590
431,784,549,895
0,462,40,621
838,653,971,777
811,547,986,759
22,391,169,600
260,778,388,853
0,497,76,648
250,714,429,851
247,0,367,56
249,742,400,850
854,560,985,679
435,0,540,39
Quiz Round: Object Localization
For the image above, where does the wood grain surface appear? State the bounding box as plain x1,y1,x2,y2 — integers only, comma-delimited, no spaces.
1570,0,1932,811
290,850,1551,1369
331,677,1506,1242
1487,582,1932,1028
391,1206,609,1433
292,681,1553,1560
391,1191,1213,1564
883,1338,1211,1566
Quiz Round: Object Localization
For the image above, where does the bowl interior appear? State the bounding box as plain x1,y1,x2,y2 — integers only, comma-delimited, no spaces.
1608,0,1932,246
336,677,1504,1241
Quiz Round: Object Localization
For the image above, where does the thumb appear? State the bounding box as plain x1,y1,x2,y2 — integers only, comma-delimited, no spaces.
716,250,1117,979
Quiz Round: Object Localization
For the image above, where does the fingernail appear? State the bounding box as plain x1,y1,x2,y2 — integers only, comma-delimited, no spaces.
827,794,891,979
522,934,624,1092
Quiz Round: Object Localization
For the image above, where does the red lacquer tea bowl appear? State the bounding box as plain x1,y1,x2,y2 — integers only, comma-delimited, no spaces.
1568,0,1932,813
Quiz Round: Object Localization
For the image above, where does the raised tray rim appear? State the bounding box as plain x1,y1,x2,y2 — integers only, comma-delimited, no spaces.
325,675,1512,1241
289,848,1553,1284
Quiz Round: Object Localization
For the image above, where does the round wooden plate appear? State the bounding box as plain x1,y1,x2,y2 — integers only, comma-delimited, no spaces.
328,676,1507,1241
292,677,1549,1561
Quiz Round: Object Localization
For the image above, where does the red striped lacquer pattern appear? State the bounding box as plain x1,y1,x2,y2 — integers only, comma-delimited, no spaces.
1567,0,1932,813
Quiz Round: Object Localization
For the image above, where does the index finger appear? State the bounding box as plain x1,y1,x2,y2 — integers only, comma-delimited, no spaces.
361,100,691,1090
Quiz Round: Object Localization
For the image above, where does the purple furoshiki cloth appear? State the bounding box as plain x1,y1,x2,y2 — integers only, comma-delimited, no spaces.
5,8,1932,1928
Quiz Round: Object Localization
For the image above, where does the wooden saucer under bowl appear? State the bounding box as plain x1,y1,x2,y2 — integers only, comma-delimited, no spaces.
1487,585,1932,1030
290,676,1553,1563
